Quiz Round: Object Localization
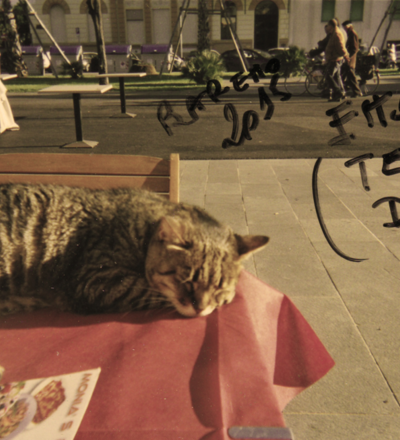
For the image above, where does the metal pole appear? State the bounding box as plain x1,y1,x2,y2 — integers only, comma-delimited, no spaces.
180,14,183,58
24,0,71,65
169,5,189,73
379,4,396,54
27,14,58,77
119,77,126,113
160,0,191,75
369,0,395,51
219,0,248,72
72,93,83,142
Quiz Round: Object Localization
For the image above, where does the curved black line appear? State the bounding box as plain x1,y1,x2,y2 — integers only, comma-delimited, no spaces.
312,158,367,262
372,196,400,208
344,153,374,168
242,110,259,140
223,103,239,141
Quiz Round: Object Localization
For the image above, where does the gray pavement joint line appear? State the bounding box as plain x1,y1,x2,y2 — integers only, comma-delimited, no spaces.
268,161,347,294
315,162,396,258
236,162,256,272
269,162,400,406
324,169,400,263
309,174,400,408
303,236,400,409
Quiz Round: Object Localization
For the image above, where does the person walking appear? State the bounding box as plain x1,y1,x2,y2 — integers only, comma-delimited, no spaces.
341,20,363,97
309,25,331,58
324,19,349,101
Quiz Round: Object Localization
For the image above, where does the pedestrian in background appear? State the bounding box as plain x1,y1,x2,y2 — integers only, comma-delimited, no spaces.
324,18,349,101
389,44,397,69
341,20,363,97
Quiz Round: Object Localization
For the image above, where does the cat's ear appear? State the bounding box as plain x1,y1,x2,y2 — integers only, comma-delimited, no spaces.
158,217,186,245
234,234,269,260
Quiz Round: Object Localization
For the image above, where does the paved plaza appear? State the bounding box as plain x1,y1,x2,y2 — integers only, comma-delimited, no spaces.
180,158,400,440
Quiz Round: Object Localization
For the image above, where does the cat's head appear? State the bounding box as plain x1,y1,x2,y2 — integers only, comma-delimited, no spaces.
145,209,269,317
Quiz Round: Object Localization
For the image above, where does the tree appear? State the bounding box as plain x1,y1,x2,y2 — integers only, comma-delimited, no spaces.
0,0,28,76
86,0,109,84
197,0,210,52
13,0,32,46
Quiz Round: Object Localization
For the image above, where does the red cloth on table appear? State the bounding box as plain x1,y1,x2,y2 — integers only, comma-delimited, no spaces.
0,270,334,440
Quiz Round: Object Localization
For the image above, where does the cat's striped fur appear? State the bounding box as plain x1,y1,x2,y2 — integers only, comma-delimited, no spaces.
0,184,269,317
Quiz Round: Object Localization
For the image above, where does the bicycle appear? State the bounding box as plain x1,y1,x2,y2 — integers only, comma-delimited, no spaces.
283,56,322,96
305,54,380,97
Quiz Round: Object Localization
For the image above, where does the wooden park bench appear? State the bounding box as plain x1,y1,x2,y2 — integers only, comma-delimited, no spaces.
0,153,180,202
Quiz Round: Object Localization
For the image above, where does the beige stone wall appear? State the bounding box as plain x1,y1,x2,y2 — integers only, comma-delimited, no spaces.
28,0,400,52
289,0,400,51
30,0,112,46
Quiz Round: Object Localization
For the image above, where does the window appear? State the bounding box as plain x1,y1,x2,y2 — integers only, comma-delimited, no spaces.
321,0,335,22
152,9,171,44
87,14,96,42
50,5,67,42
126,9,145,44
126,9,144,21
350,0,364,21
182,14,198,44
221,1,237,40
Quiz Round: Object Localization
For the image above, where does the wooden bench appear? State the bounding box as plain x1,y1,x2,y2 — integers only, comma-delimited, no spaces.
0,153,180,203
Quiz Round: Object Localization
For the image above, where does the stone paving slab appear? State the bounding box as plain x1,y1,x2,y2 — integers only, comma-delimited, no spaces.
180,158,400,440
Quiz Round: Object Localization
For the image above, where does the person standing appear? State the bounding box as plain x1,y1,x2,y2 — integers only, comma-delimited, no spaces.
341,20,363,97
389,44,397,69
324,19,349,101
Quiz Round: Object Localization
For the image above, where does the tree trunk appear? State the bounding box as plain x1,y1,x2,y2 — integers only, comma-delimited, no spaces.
197,0,210,52
86,0,109,85
1,0,28,77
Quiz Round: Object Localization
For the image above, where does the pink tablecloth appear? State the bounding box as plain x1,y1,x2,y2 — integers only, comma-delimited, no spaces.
0,270,334,440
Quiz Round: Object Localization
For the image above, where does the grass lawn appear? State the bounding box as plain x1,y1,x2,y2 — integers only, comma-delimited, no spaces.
377,67,400,76
3,73,234,93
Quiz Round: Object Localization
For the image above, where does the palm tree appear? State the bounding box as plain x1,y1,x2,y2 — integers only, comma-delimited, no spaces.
86,0,109,84
197,0,210,52
0,0,28,77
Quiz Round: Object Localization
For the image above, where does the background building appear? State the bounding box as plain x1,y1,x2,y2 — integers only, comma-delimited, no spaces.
26,0,400,55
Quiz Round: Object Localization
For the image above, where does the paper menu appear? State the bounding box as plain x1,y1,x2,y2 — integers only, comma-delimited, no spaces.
0,368,101,440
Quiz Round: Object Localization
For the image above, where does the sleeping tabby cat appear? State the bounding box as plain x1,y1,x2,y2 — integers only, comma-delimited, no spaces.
0,184,269,317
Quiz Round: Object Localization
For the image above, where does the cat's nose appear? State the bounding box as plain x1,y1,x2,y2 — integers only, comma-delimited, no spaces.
192,301,202,314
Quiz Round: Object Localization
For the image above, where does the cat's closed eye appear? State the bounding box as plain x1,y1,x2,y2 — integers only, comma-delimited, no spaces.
159,270,176,275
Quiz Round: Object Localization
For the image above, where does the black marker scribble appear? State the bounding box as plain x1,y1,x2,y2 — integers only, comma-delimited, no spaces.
269,74,292,101
372,197,400,228
222,104,259,149
173,91,207,126
362,92,393,128
157,100,184,136
230,72,250,92
326,100,358,146
344,153,374,191
264,58,281,74
229,65,266,92
223,103,239,141
390,99,400,122
382,148,400,176
229,59,281,93
312,158,367,262
206,80,230,103
258,87,275,120
248,64,266,83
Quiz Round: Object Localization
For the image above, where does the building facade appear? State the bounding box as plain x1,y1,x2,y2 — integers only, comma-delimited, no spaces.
27,0,400,54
